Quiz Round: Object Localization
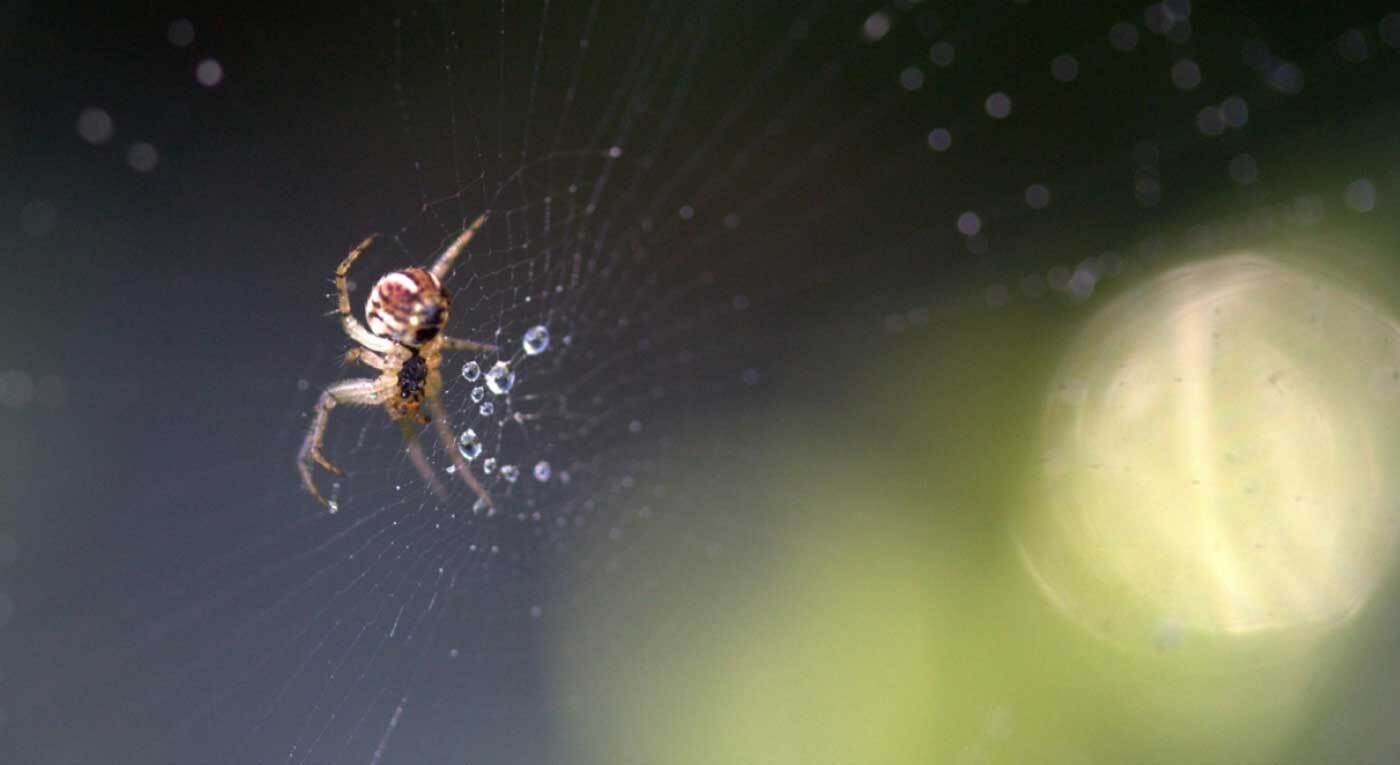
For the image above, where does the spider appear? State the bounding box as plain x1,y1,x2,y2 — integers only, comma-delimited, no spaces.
298,213,496,511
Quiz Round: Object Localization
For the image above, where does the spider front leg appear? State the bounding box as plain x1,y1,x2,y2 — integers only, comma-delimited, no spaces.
336,235,394,354
439,336,498,353
429,212,490,282
298,377,388,507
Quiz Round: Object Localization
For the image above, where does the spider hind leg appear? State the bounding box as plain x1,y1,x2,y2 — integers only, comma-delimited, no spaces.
298,378,388,507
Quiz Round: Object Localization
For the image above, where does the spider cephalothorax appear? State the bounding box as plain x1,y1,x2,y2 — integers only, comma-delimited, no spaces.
366,268,449,346
298,213,495,511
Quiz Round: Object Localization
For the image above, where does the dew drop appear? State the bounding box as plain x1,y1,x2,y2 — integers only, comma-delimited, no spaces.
929,41,955,67
500,464,520,482
1345,178,1377,212
461,360,481,381
485,361,515,395
484,458,497,474
479,401,494,416
862,11,891,42
195,58,224,87
471,386,485,402
1110,21,1140,52
457,428,483,460
522,325,550,355
1025,183,1052,210
126,142,159,173
76,107,114,145
1051,53,1079,82
167,18,195,48
533,461,551,482
1228,153,1259,185
899,66,925,91
984,92,1012,119
1171,58,1202,91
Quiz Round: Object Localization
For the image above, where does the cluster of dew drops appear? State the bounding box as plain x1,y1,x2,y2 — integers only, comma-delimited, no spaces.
453,324,554,507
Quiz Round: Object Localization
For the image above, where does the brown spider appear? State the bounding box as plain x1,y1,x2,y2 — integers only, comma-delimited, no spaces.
298,213,496,511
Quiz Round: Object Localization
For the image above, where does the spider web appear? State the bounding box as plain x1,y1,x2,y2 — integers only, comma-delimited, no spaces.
12,1,1400,763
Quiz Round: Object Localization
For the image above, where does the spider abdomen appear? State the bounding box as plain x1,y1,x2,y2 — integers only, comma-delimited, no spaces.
366,268,450,346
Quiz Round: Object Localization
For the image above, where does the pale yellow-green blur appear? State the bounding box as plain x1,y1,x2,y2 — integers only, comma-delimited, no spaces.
548,247,1400,765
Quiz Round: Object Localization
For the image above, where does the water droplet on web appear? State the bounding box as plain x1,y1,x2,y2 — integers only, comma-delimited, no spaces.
1025,183,1052,210
126,142,159,173
899,66,924,91
1171,58,1202,91
478,401,494,416
1229,154,1258,185
327,501,339,514
461,361,481,381
533,461,551,482
1051,53,1078,82
76,107,114,145
471,386,485,402
485,361,515,394
929,41,955,67
957,211,982,236
472,496,489,514
1345,178,1377,212
1110,20,1139,52
167,18,195,48
984,92,1012,119
195,58,224,87
500,464,519,482
522,325,550,355
483,458,497,474
861,11,891,42
457,428,483,460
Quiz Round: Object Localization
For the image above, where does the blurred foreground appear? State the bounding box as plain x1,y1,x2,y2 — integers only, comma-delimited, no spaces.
547,240,1400,764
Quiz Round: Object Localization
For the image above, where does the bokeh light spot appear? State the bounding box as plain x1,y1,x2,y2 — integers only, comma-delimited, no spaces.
1017,254,1400,642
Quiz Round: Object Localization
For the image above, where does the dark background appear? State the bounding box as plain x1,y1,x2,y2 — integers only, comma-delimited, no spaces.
5,1,1400,763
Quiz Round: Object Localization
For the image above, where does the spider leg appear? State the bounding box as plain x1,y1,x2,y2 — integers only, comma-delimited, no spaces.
423,385,494,510
439,335,498,353
336,235,394,353
345,347,388,369
399,419,450,502
428,212,489,282
298,378,388,507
